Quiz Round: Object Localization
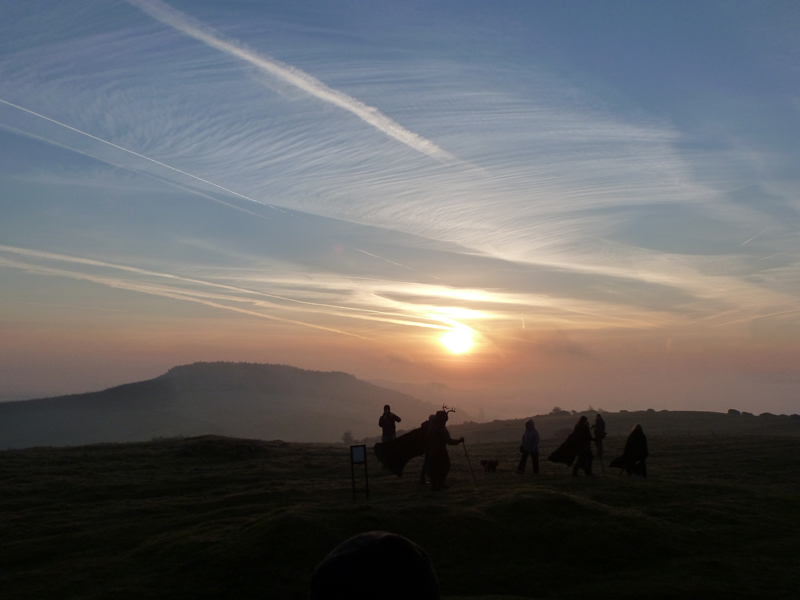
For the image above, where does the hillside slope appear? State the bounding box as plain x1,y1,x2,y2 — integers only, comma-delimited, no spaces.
1,434,799,599
0,362,447,448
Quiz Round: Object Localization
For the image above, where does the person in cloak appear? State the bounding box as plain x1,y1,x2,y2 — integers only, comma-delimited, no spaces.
571,415,595,476
549,416,594,475
591,413,607,458
425,410,464,490
379,405,402,443
516,419,540,474
610,424,649,478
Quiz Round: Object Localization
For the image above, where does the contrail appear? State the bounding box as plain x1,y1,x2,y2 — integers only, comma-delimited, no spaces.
0,98,282,213
740,227,771,246
125,0,456,162
0,121,277,222
0,244,443,324
0,255,370,339
354,248,441,281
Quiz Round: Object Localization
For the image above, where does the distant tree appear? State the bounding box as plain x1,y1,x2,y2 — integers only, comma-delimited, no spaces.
742,411,754,417
727,409,741,416
549,406,569,416
790,414,800,420
342,431,354,445
759,412,775,417
647,408,656,413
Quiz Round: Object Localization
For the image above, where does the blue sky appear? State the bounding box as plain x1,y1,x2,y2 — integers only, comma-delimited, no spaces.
1,0,799,415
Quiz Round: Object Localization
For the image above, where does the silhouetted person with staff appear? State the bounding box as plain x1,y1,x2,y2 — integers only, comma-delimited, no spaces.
516,419,540,474
591,413,606,458
426,408,464,490
379,404,402,443
610,424,649,478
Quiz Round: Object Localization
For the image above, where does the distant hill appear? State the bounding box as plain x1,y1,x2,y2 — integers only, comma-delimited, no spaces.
446,408,800,443
0,362,454,449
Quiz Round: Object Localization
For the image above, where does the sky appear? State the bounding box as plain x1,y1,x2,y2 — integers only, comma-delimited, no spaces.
1,0,799,416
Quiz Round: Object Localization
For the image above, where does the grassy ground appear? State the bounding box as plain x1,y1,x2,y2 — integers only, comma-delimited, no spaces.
1,434,799,599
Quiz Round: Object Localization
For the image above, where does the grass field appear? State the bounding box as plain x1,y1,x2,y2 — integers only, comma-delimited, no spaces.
2,433,799,599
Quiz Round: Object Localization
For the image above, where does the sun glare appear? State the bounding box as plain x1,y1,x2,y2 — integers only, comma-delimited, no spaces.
441,328,473,354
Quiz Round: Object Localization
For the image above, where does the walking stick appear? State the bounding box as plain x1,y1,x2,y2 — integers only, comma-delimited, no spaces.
599,455,605,474
461,440,478,489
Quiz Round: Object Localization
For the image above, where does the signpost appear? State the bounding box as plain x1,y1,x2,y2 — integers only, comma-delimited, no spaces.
350,444,369,501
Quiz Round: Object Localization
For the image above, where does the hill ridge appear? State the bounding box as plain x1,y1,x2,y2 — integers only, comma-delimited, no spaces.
0,362,447,449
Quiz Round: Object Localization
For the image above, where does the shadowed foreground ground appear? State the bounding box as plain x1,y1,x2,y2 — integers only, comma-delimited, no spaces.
2,434,799,599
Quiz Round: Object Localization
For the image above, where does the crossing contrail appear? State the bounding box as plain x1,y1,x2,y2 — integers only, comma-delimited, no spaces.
354,248,441,281
0,97,282,213
125,0,456,162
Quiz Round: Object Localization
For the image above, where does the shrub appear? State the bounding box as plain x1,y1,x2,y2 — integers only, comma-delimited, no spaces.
728,409,741,416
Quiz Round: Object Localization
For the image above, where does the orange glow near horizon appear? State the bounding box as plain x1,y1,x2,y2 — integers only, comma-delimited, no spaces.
440,328,474,354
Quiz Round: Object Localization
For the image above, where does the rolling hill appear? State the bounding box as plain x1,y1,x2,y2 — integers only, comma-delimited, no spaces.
0,362,460,449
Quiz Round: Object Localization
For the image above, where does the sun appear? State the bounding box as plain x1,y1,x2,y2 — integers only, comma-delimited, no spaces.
441,328,473,354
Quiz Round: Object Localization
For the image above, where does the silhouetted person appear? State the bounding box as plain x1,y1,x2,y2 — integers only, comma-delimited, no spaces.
571,416,594,476
419,414,435,485
591,413,607,458
309,531,440,600
548,416,596,475
379,405,402,442
516,419,540,474
610,424,649,478
425,410,464,490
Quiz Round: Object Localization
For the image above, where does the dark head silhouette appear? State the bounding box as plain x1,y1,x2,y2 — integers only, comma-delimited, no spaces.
433,410,449,424
384,404,391,411
309,531,440,599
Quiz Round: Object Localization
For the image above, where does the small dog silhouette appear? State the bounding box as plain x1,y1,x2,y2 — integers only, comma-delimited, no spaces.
480,459,499,472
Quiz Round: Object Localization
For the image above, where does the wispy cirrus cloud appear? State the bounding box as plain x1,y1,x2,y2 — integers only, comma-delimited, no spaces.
125,0,456,163
2,0,799,340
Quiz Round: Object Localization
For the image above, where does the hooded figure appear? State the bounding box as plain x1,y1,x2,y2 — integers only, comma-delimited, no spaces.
548,416,594,476
309,531,440,600
516,419,540,474
425,411,464,490
610,424,649,477
591,414,607,458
